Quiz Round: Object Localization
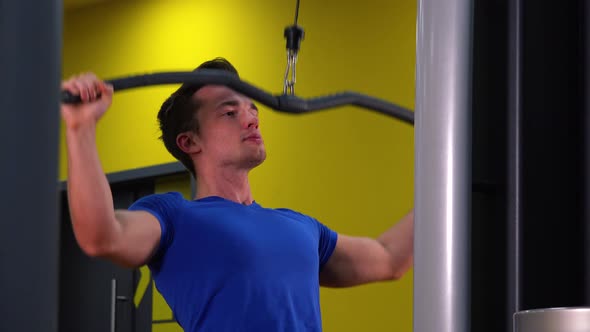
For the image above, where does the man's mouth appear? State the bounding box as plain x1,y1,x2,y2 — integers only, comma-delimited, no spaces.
244,133,263,143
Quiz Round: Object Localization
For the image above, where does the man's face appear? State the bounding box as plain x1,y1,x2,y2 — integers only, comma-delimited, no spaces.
192,85,266,171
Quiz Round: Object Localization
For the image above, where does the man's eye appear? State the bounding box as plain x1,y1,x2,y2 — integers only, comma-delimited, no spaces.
225,111,236,117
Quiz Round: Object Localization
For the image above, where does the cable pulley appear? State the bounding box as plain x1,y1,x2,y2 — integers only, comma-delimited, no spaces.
283,0,304,95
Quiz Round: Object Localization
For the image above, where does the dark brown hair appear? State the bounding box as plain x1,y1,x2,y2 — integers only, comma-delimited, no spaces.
157,58,239,177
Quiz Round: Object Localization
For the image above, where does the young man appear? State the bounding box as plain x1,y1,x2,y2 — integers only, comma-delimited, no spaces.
61,58,414,331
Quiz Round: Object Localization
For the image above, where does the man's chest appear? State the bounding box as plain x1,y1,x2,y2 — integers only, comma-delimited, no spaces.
171,207,320,275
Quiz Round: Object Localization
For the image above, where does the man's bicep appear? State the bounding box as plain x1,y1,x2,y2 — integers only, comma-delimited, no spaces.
106,210,162,268
320,234,394,288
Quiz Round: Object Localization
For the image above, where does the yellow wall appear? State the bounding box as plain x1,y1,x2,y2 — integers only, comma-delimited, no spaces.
63,0,416,330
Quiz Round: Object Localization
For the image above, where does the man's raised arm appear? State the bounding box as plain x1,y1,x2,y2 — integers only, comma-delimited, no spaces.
62,73,161,268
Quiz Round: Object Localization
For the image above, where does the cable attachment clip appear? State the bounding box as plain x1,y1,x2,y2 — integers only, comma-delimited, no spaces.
283,25,304,95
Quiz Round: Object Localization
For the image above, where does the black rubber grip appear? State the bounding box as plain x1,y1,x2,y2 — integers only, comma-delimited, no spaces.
61,90,84,103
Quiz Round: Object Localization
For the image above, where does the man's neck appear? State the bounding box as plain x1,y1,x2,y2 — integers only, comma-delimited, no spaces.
194,166,254,205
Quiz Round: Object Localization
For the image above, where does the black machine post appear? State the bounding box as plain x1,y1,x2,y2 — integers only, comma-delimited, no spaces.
0,0,62,331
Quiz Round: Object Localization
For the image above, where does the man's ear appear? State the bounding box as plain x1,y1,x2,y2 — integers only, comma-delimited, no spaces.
176,131,201,154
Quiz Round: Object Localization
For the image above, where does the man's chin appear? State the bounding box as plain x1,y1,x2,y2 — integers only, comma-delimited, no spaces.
247,151,266,169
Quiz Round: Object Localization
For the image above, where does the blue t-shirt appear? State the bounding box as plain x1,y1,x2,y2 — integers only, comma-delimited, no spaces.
129,192,338,332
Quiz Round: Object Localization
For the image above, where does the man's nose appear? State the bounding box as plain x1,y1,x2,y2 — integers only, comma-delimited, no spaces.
242,108,259,129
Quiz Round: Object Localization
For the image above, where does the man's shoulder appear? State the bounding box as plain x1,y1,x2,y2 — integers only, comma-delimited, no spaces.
130,191,186,211
271,206,316,223
143,191,185,201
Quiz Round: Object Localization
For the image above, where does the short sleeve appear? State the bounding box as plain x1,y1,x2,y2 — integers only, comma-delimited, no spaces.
315,219,338,270
128,192,182,265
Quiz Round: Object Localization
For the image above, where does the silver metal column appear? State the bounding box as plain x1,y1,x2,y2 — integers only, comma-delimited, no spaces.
585,0,590,305
414,0,473,331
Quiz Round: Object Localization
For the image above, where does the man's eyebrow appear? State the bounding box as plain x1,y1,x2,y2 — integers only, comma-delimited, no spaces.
215,99,240,109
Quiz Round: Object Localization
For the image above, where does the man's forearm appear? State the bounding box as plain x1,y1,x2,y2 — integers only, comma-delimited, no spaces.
376,210,414,279
66,124,119,256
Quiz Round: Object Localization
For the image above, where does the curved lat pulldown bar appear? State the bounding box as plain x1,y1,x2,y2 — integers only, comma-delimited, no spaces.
61,69,414,125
